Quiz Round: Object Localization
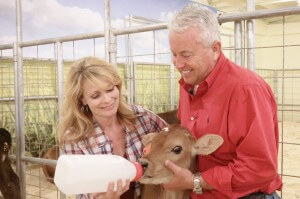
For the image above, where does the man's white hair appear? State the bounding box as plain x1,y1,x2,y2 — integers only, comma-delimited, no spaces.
169,3,221,47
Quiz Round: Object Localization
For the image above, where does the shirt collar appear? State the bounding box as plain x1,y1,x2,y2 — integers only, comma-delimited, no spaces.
205,52,226,89
179,52,227,95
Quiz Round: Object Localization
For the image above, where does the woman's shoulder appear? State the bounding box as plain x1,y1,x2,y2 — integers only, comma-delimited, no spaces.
128,105,168,132
130,104,166,122
130,104,148,115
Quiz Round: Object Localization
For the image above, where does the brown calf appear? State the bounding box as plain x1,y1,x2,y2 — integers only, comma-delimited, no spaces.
157,109,180,125
42,145,59,183
138,125,223,199
0,128,21,199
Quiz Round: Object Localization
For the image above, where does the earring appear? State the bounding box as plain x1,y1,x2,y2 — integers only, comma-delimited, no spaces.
85,105,90,112
81,105,90,113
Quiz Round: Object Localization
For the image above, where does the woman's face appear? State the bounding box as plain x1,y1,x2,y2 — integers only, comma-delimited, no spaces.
81,80,120,120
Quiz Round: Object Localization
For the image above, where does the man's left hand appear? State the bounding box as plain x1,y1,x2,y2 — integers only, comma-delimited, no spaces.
163,160,194,191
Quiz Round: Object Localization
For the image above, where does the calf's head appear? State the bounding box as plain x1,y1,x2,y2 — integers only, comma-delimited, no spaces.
0,128,12,161
138,125,223,184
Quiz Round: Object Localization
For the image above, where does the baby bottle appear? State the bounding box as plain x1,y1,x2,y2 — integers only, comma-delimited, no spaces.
54,154,143,195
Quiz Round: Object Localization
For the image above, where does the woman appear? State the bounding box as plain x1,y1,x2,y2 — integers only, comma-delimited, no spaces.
58,57,168,199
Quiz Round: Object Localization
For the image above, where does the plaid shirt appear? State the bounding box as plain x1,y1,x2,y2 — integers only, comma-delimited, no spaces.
63,105,168,199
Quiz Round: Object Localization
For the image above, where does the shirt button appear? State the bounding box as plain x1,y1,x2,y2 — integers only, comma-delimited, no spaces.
191,117,194,121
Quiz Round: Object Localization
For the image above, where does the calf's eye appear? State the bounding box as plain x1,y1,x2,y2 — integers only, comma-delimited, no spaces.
172,146,182,154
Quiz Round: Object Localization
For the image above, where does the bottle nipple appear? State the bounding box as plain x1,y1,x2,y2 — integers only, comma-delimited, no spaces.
133,162,143,181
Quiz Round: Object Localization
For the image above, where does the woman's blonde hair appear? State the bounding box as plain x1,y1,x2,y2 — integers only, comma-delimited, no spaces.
58,56,136,144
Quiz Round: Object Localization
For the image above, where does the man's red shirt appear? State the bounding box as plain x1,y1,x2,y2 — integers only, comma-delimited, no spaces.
178,52,282,199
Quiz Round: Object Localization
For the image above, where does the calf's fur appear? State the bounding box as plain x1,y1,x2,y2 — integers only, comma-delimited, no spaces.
42,145,59,183
157,109,180,125
138,125,223,199
0,128,21,199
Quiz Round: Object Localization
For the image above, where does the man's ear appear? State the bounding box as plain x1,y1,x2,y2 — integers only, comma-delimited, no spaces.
192,134,223,156
141,133,157,146
212,41,221,61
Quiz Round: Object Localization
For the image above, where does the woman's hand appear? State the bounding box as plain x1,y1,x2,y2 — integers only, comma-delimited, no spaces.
89,179,130,199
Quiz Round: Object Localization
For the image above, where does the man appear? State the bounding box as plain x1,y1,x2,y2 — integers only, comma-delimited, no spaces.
163,3,282,199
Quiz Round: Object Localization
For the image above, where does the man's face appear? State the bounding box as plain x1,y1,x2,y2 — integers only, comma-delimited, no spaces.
169,27,219,85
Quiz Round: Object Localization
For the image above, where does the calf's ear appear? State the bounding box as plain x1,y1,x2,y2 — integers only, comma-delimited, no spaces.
192,134,223,156
142,133,157,146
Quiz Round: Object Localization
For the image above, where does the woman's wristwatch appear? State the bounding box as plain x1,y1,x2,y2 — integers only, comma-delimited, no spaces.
193,172,203,194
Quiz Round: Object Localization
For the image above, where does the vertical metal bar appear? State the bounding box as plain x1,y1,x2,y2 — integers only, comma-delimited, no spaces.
152,31,156,111
56,42,63,119
229,35,233,60
280,16,285,199
247,0,256,71
110,31,117,66
104,0,117,65
129,16,134,104
36,45,39,58
132,62,136,104
234,21,243,66
72,41,75,60
274,69,278,102
104,0,111,62
56,41,66,199
170,63,175,110
126,15,134,104
125,17,131,103
13,42,25,199
14,0,26,198
243,21,247,67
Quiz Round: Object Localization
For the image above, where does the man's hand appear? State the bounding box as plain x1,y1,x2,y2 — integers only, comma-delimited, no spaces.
163,160,194,191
